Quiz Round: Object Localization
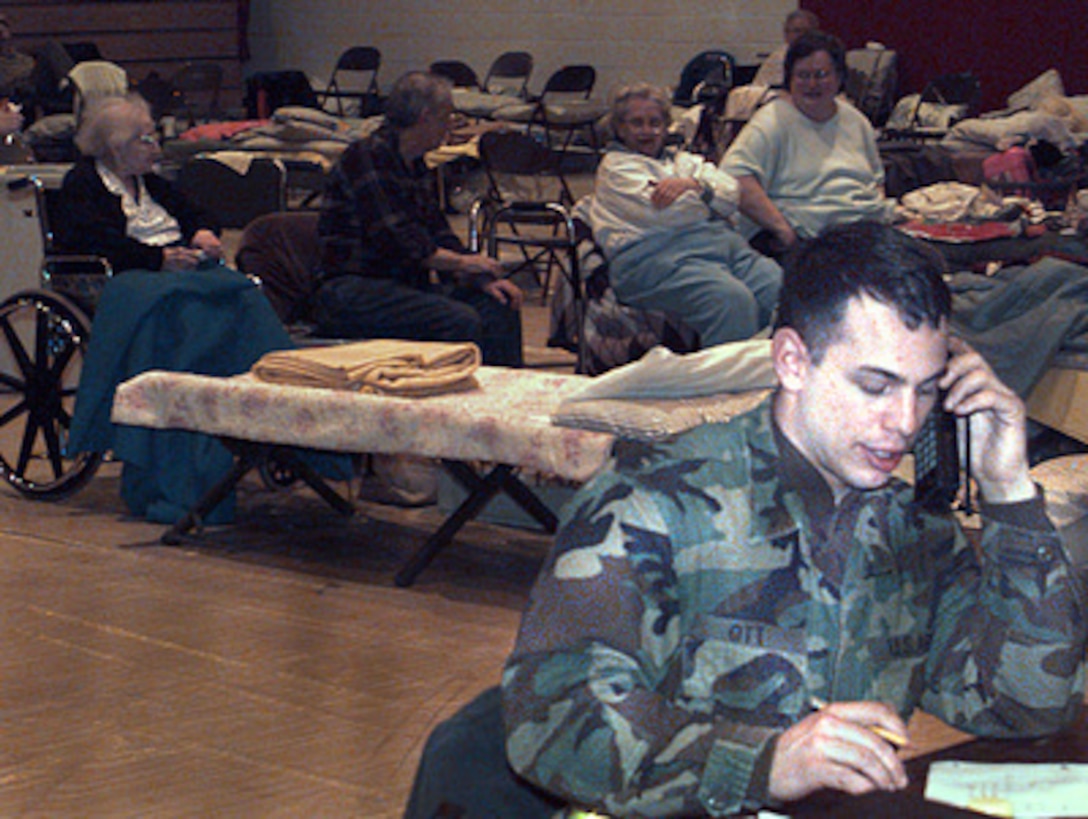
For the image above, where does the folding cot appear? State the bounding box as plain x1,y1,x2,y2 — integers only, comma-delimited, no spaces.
110,366,617,586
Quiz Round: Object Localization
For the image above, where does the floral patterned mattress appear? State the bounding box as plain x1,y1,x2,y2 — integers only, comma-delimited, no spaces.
111,367,616,483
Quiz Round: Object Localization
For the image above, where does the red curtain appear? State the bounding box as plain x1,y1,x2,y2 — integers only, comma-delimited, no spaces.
802,0,1088,112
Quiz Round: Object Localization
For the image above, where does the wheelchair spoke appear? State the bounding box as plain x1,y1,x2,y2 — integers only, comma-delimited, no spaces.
54,402,73,429
35,306,51,368
0,371,27,392
41,416,66,480
0,314,32,378
47,328,78,377
16,413,40,478
0,398,29,429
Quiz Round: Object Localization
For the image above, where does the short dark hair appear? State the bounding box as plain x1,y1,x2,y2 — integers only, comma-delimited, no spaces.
784,30,847,91
384,71,453,129
776,222,951,362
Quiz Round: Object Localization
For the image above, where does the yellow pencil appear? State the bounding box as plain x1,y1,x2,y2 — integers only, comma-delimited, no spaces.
810,697,910,748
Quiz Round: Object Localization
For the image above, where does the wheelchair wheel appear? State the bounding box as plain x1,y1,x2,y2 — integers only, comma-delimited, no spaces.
258,454,299,490
0,289,102,499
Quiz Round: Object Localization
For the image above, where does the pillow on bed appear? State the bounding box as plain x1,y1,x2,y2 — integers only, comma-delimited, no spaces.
25,112,75,139
1066,96,1088,124
1007,69,1065,111
229,132,349,158
1037,96,1088,133
886,94,968,131
946,110,1076,151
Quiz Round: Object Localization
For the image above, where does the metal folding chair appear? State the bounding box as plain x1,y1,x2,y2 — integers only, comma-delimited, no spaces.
492,65,606,164
470,131,585,371
319,46,382,117
452,52,535,121
480,51,533,98
673,50,736,108
429,60,480,90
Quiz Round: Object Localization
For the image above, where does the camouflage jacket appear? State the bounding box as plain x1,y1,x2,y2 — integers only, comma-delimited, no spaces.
503,399,1087,818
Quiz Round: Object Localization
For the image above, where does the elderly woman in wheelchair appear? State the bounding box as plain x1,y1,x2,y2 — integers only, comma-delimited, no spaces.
48,92,297,525
56,92,223,272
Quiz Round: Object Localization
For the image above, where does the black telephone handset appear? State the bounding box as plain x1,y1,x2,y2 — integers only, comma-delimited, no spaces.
914,400,972,513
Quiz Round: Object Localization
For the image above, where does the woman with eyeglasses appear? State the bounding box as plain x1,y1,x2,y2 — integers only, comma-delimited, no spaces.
56,93,223,272
722,31,894,256
56,92,303,528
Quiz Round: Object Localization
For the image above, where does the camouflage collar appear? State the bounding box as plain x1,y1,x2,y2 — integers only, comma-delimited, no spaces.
772,416,836,527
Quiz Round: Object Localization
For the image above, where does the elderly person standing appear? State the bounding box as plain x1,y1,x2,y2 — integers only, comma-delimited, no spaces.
586,83,781,348
722,30,894,255
56,93,223,272
719,9,822,143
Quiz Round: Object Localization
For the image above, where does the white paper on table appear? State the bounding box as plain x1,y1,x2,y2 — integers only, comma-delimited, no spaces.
924,760,1088,817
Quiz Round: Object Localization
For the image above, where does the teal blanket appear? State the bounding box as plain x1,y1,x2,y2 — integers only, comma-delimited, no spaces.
68,264,294,524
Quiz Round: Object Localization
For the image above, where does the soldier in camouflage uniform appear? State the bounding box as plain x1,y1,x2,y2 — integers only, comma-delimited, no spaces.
502,222,1088,817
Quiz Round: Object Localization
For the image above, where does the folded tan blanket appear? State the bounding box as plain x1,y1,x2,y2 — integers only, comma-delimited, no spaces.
251,339,481,396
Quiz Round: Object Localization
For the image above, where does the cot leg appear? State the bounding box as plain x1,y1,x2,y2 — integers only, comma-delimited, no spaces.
160,446,262,544
497,473,558,532
271,447,355,517
394,463,513,587
394,461,560,587
444,460,558,532
160,443,354,546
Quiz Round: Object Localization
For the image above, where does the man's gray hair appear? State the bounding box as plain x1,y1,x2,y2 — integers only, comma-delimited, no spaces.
384,71,453,128
74,92,152,159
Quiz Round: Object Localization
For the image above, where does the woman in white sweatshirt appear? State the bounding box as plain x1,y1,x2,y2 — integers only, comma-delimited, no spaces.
587,83,781,347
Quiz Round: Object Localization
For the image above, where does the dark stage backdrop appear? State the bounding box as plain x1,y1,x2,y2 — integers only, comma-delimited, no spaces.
804,0,1087,112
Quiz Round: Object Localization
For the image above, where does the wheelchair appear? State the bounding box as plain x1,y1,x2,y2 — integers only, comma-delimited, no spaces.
0,173,111,499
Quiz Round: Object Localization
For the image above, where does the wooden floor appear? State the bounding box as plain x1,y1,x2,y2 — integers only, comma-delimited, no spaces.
0,458,554,818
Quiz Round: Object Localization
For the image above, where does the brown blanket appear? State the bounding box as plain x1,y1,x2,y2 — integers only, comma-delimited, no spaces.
251,339,481,396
